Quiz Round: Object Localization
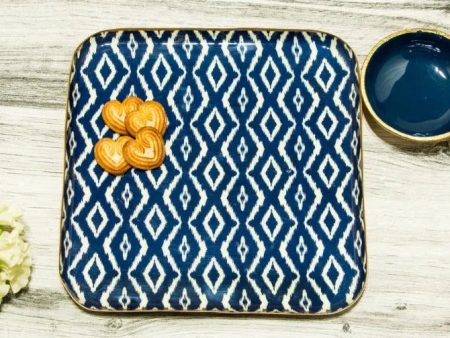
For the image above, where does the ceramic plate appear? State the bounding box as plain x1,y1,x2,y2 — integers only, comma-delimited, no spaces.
60,29,366,315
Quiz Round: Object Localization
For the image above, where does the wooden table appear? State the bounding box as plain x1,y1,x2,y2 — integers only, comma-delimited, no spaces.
0,1,449,336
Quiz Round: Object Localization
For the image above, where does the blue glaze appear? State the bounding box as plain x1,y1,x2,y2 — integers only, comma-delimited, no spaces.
364,31,450,137
60,30,366,314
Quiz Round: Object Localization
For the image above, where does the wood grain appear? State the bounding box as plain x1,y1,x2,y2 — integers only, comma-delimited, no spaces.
0,0,449,337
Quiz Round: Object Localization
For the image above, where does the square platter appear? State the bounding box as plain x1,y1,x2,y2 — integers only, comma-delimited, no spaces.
60,29,366,315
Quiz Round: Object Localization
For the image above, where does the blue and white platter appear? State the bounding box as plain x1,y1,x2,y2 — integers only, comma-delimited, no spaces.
60,29,367,315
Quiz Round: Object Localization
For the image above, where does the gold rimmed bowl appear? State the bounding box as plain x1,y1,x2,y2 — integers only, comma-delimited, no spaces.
361,28,450,142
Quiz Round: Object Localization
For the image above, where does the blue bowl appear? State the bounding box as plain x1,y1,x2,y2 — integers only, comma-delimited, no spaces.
362,29,450,142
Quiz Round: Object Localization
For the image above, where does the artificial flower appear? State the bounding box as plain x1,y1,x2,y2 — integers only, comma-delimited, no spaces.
1,259,31,294
0,203,24,235
0,231,29,268
0,203,31,305
0,274,9,303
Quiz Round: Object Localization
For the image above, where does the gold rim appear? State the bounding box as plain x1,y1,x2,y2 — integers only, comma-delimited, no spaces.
361,28,450,143
59,27,368,316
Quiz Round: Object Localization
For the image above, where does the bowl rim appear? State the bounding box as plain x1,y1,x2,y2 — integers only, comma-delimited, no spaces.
361,28,450,143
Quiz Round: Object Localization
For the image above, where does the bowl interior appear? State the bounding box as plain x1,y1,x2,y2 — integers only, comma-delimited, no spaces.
364,30,450,138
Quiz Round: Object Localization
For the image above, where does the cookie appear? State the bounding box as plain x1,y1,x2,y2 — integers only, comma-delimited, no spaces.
102,100,127,135
102,97,144,135
123,127,165,170
94,136,133,175
125,101,167,137
122,96,144,114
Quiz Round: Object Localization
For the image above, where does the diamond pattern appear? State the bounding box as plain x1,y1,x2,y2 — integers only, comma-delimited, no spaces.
293,88,304,112
261,156,282,191
237,185,249,211
183,86,194,112
146,164,168,189
318,154,339,189
72,84,80,107
181,136,192,161
183,34,193,59
203,257,225,294
95,53,116,89
61,30,365,315
180,288,191,309
317,106,338,140
261,205,283,242
203,206,225,241
82,254,106,292
261,56,281,93
237,35,248,62
121,183,132,209
144,256,166,293
204,156,225,191
262,258,285,294
315,59,336,92
66,180,74,206
86,202,108,238
179,235,190,262
180,184,191,211
119,234,131,260
261,107,282,142
292,36,302,64
207,56,227,92
119,288,130,309
296,236,308,263
205,107,225,142
238,88,249,113
300,290,312,311
294,135,305,161
127,33,138,58
63,230,72,258
295,184,306,211
322,256,344,295
237,137,248,162
151,54,172,90
240,290,250,310
237,236,249,263
144,204,167,240
319,203,341,240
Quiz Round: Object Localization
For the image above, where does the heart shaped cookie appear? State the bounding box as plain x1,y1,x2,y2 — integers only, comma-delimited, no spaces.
123,127,165,170
122,96,144,114
102,97,143,135
94,136,133,175
125,101,167,137
102,100,127,135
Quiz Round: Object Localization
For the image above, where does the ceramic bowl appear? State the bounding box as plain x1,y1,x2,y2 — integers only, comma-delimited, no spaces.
362,28,450,142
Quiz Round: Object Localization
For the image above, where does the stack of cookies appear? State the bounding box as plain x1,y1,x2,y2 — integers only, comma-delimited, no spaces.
94,96,167,175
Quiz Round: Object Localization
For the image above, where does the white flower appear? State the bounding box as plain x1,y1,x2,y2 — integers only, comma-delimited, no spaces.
0,274,9,303
0,203,24,235
0,202,31,305
1,261,31,294
0,231,31,295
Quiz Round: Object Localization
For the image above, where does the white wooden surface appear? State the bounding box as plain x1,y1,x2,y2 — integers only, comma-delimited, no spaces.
0,1,449,337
